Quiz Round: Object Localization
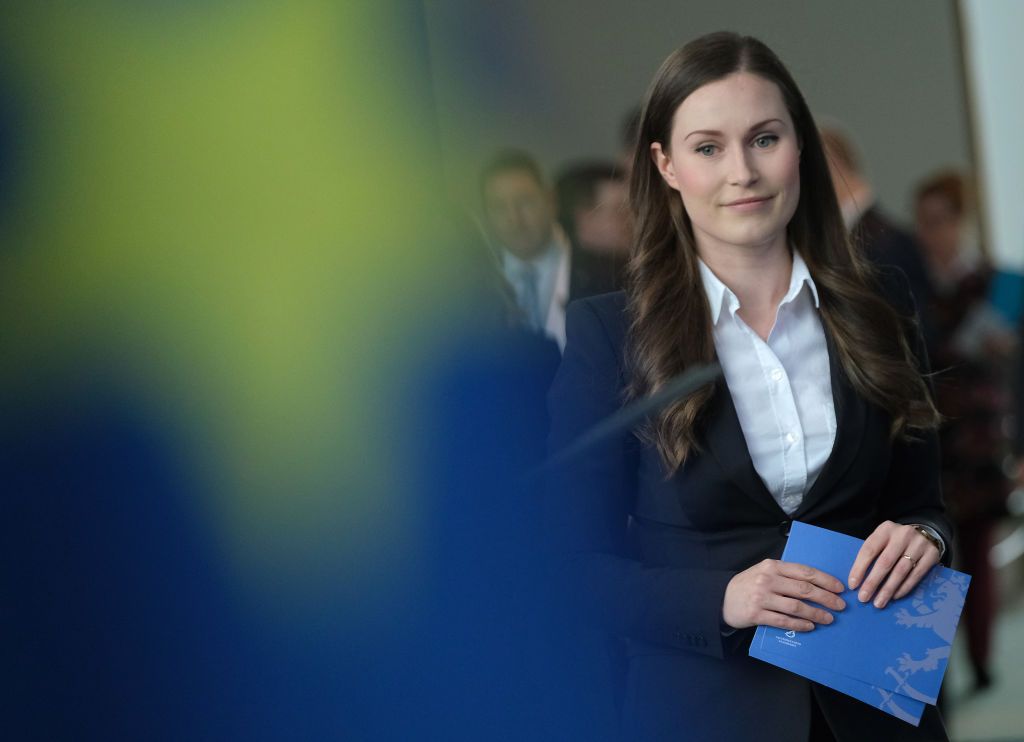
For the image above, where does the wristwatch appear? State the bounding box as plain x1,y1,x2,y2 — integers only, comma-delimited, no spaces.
912,524,945,558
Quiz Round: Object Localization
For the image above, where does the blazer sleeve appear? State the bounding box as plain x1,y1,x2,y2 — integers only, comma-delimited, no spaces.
545,299,733,659
874,268,954,565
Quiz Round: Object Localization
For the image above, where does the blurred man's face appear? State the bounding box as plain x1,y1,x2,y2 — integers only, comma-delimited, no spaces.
483,170,555,260
576,178,631,255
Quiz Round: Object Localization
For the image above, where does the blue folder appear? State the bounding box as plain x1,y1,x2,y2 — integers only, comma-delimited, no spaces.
749,522,970,725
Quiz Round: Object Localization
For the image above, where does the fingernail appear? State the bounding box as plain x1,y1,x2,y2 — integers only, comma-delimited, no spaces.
874,597,886,609
836,599,846,610
849,578,858,589
858,590,869,602
823,614,834,624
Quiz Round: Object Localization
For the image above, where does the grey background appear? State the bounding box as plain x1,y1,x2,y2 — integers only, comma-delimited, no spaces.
424,0,971,229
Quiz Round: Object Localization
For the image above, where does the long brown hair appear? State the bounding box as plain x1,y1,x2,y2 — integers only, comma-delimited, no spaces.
627,32,939,473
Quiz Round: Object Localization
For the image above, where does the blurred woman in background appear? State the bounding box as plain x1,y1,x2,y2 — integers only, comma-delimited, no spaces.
915,171,1016,693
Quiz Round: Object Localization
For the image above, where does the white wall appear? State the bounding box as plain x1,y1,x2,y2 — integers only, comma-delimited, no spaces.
960,0,1024,270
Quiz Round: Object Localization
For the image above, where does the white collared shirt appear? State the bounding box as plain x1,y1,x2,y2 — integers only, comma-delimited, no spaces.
502,227,571,351
698,252,837,515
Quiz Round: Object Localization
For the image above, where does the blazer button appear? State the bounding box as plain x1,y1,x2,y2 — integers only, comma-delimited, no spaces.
779,520,791,536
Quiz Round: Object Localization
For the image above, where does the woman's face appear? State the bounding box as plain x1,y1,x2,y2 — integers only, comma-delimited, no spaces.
651,72,801,259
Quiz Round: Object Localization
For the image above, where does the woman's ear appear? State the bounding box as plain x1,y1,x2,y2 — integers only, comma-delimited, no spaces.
651,142,679,191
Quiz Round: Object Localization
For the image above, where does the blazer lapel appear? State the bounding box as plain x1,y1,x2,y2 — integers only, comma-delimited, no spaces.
794,330,865,518
703,378,788,519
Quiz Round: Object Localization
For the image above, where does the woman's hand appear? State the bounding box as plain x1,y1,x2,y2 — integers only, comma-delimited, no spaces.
722,559,846,632
847,521,942,608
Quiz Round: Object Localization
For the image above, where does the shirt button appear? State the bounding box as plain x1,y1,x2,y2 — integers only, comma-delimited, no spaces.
785,432,798,445
770,368,784,382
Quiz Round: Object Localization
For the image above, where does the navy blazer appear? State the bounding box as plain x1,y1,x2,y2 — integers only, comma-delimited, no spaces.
546,269,952,741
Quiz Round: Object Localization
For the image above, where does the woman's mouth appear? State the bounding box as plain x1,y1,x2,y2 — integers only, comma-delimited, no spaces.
723,195,774,211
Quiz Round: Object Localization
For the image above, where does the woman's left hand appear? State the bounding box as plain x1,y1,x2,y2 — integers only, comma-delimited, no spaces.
847,521,942,609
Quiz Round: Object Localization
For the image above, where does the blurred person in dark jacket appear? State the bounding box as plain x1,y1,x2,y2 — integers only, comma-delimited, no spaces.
555,160,630,288
821,125,936,348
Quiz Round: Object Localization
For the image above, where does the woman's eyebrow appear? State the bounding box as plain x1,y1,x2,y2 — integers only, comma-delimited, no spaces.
684,118,784,141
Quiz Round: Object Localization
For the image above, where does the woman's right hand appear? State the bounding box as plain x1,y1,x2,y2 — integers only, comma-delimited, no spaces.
722,559,846,631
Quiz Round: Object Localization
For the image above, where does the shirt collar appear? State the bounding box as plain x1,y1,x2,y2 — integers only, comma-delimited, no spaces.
698,250,820,326
784,251,821,308
697,258,733,325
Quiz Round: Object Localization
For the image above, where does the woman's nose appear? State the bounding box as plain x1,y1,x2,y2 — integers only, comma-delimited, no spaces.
727,148,759,187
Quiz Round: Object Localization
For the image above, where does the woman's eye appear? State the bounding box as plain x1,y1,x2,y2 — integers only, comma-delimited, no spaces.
696,144,717,157
753,134,779,148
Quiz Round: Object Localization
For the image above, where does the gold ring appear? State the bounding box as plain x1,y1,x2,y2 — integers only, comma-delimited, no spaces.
901,553,917,568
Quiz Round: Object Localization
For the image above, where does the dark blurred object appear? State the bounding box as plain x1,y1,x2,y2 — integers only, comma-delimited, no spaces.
390,212,623,741
0,383,268,741
1016,312,1024,459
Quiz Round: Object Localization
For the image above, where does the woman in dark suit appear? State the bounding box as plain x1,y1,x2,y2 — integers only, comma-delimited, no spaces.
547,33,952,741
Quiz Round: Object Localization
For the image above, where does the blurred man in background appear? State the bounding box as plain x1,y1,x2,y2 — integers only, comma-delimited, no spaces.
821,126,935,344
481,149,617,351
